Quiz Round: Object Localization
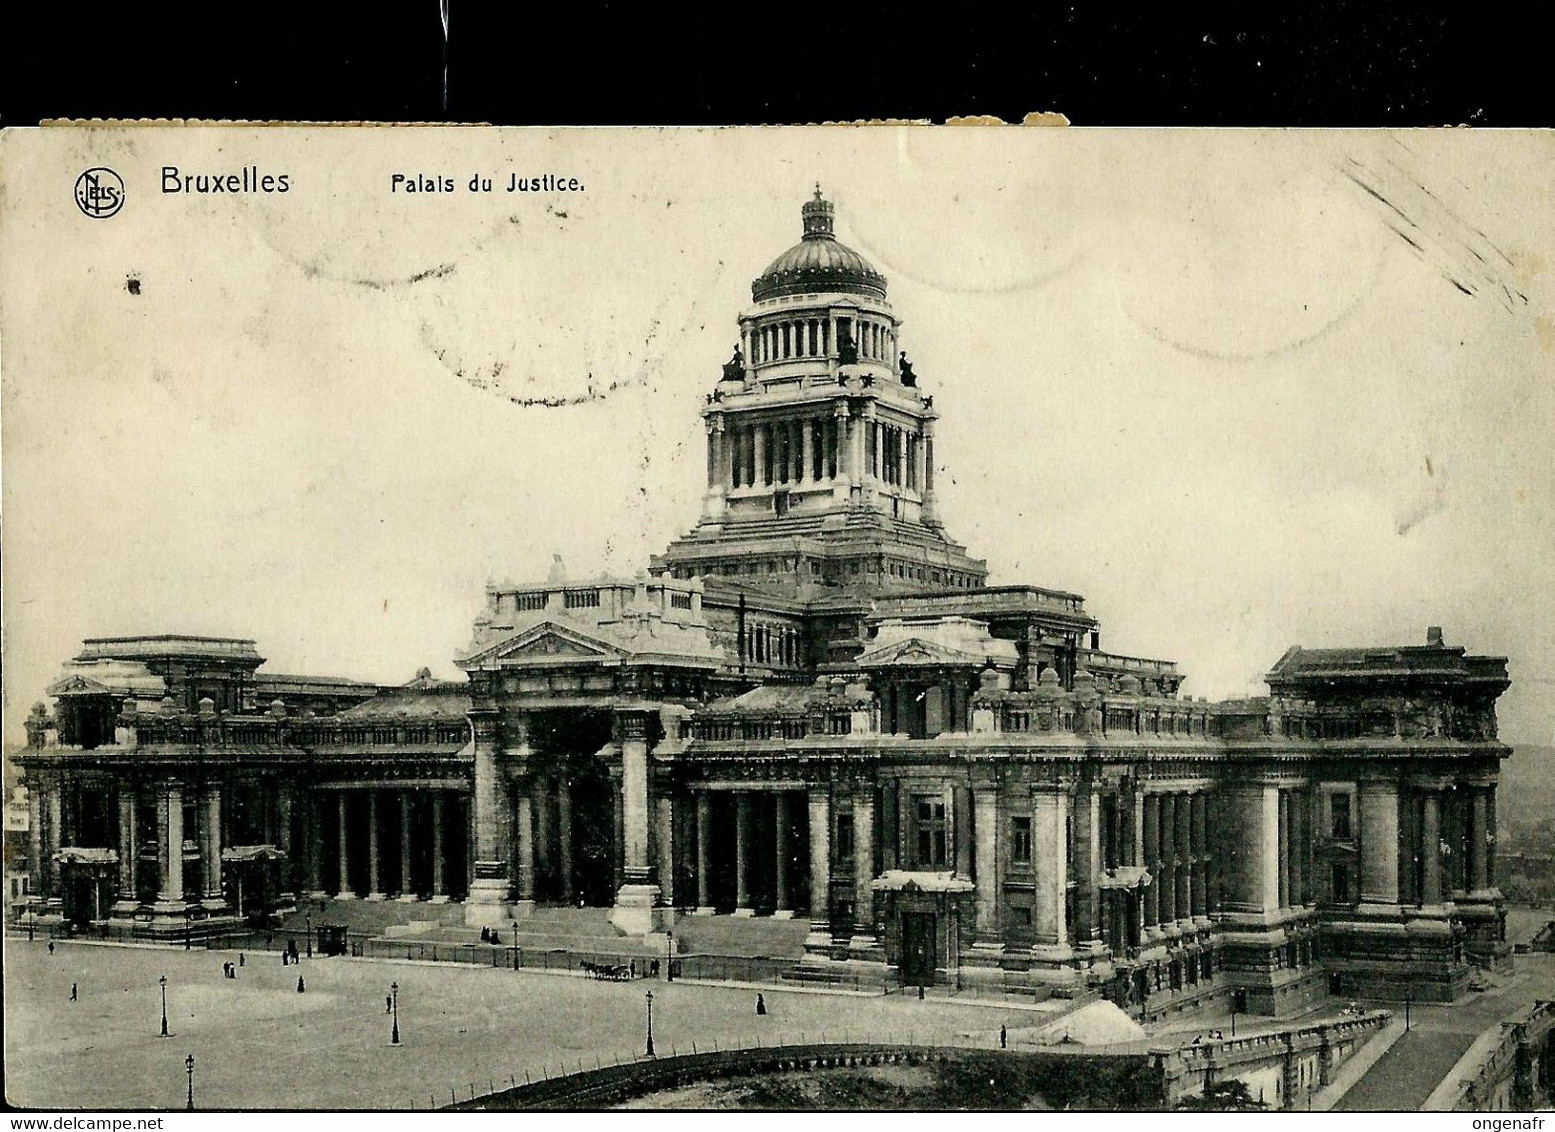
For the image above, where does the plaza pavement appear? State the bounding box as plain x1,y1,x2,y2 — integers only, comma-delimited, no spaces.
3,936,1047,1110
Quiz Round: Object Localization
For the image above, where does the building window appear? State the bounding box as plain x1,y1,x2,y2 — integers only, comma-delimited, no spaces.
836,813,855,861
1010,816,1032,865
914,797,947,868
1330,793,1352,840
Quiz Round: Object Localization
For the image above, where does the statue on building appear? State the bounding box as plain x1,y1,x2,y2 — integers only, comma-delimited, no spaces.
837,325,858,366
899,352,917,386
721,345,744,382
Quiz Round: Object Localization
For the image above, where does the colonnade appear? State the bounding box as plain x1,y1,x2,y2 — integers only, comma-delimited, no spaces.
705,408,934,504
744,313,896,368
310,786,466,903
717,415,841,490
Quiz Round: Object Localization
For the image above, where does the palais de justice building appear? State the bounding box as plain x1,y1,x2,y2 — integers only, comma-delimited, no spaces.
17,192,1514,1016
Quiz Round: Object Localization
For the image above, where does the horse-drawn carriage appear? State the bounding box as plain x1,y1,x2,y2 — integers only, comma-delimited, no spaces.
579,959,633,981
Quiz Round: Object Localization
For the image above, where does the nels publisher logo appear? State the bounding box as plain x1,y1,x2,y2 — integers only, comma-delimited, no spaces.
74,167,125,218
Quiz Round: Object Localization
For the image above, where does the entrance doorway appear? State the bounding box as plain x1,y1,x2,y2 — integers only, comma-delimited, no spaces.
526,708,617,906
900,911,937,986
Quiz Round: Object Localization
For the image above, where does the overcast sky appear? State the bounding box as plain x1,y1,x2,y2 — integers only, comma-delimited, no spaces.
3,127,1551,746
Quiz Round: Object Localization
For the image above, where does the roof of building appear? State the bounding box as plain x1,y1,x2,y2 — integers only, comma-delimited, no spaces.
701,683,815,716
255,673,379,696
1267,630,1509,685
751,191,887,303
333,683,471,722
76,635,263,664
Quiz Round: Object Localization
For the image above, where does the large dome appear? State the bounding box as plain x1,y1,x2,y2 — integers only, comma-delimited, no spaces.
751,190,887,303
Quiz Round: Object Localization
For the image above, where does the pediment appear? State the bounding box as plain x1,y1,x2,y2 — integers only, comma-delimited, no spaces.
463,621,626,668
47,674,111,696
856,637,984,669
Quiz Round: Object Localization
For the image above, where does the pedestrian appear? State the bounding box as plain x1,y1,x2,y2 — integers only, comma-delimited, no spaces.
70,982,78,1002
386,994,393,1014
918,983,925,1000
239,953,245,968
756,993,767,1016
47,941,54,955
297,976,306,994
480,926,490,943
999,1024,1007,1049
630,960,636,979
281,951,288,967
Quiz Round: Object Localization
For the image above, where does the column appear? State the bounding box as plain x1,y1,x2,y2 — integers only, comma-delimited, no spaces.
305,792,323,896
694,792,714,913
28,785,45,901
1358,781,1400,905
701,418,724,519
799,418,813,482
971,786,1002,950
1290,790,1307,907
1421,790,1443,905
277,784,296,897
514,791,535,903
157,784,185,907
114,788,138,910
1158,793,1177,926
429,792,447,902
611,773,624,893
533,779,553,892
655,794,676,907
1143,793,1161,934
336,791,355,899
847,409,864,495
1461,786,1486,895
1075,790,1102,946
773,792,792,917
1190,793,1208,920
805,787,833,956
365,790,385,900
1032,789,1069,953
1277,791,1291,909
397,792,417,901
953,785,973,878
1222,785,1280,916
202,786,224,908
753,426,768,487
1171,792,1189,926
466,709,511,920
44,786,63,902
733,792,754,915
610,711,661,934
850,789,876,948
557,777,574,904
920,419,939,524
1486,785,1497,886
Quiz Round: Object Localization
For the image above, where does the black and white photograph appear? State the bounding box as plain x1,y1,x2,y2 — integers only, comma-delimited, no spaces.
1,125,1552,1116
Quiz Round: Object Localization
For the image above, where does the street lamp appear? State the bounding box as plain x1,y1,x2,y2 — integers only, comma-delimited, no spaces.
184,908,191,951
644,990,655,1058
305,913,312,959
390,981,400,1045
159,975,169,1037
28,904,35,942
1405,990,1412,1032
185,1054,195,1110
666,929,674,982
511,919,519,971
